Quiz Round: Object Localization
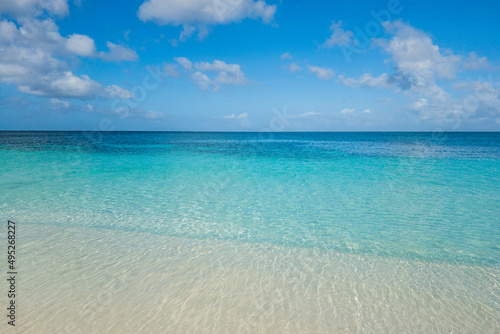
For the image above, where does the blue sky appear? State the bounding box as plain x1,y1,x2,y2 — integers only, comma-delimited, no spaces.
0,0,499,131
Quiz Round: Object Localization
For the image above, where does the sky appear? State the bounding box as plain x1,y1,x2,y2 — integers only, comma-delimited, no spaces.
0,0,499,131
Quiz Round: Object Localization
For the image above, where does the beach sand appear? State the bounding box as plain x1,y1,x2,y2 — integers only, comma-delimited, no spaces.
3,223,498,333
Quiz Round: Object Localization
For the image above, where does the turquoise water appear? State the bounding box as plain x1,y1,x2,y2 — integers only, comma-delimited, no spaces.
1,131,500,332
1,131,499,267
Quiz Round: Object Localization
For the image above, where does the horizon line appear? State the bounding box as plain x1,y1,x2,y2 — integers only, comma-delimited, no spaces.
0,130,499,133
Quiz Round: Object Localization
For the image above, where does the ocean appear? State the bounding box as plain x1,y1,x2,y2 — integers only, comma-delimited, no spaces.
1,131,499,333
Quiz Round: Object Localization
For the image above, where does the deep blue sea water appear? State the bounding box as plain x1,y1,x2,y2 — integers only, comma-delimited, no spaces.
1,131,499,267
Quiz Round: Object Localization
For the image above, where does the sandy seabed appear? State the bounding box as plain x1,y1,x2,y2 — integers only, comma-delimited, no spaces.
1,223,499,334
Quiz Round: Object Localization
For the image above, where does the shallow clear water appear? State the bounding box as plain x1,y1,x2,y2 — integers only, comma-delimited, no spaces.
1,131,499,332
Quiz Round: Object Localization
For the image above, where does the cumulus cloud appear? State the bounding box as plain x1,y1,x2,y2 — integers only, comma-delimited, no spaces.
18,71,104,97
195,60,247,85
0,0,140,107
137,0,276,40
360,73,390,88
190,71,212,90
0,0,69,19
0,20,18,41
324,21,353,47
105,85,134,99
378,21,462,81
172,57,248,90
334,21,497,121
0,19,134,100
0,37,104,99
307,65,335,80
373,21,497,118
338,21,460,105
417,79,500,121
174,57,193,71
66,33,96,57
98,42,138,62
0,0,155,122
337,75,357,88
366,21,459,104
280,52,292,60
462,52,491,71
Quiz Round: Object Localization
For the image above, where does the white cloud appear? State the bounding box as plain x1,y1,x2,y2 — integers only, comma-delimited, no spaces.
297,111,320,118
0,3,153,122
66,34,96,57
174,57,193,71
22,71,105,98
339,73,389,88
173,57,248,89
221,112,250,127
462,52,491,71
363,109,371,113
98,42,138,62
281,110,321,120
334,21,497,121
44,72,99,97
179,25,197,41
340,108,355,114
359,73,389,88
408,78,500,121
191,71,212,90
140,110,165,120
0,16,136,102
222,112,248,119
412,98,427,110
280,52,292,60
324,21,353,47
337,75,358,88
289,63,302,73
6,18,64,49
379,21,462,81
0,0,69,19
372,21,498,119
110,105,165,120
0,20,18,41
195,59,247,85
137,0,276,40
50,97,69,109
0,35,131,98
105,85,134,99
307,65,335,80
